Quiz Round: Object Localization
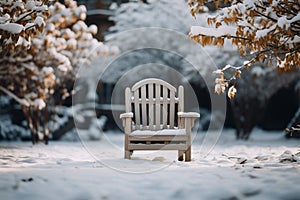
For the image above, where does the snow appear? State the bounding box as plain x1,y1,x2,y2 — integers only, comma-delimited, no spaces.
74,5,87,19
34,16,45,27
88,25,97,35
16,36,30,48
42,67,54,75
34,4,47,12
63,28,75,38
73,21,88,32
287,35,300,44
131,129,186,136
255,24,276,39
290,13,300,24
0,23,24,34
0,14,10,23
0,0,13,6
277,16,289,29
190,25,236,37
0,130,299,199
11,0,23,10
277,13,300,30
109,45,120,55
66,38,77,48
244,0,257,9
25,0,36,10
32,98,46,110
24,22,35,30
251,66,266,77
57,63,70,72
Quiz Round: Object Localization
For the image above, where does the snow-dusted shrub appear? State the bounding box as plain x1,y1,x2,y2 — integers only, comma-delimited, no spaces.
0,0,110,144
188,0,300,138
0,118,29,140
189,0,300,97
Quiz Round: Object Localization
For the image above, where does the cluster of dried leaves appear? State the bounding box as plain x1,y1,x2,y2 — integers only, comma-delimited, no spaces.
189,0,300,98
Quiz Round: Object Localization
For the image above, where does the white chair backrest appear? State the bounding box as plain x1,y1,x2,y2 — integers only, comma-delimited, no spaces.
125,78,184,130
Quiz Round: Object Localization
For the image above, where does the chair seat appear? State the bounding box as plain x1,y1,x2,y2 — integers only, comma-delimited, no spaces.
129,129,188,144
131,129,186,136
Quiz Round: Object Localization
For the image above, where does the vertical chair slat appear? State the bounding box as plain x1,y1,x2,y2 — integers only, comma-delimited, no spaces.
124,87,131,159
178,85,184,128
178,85,184,112
155,84,160,130
148,83,154,129
162,87,168,129
169,90,175,128
125,87,131,113
134,89,140,129
141,85,147,129
125,87,132,130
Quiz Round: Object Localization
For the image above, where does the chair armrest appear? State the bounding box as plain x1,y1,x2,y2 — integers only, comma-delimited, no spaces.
178,112,200,129
120,112,133,119
178,112,200,118
120,112,133,129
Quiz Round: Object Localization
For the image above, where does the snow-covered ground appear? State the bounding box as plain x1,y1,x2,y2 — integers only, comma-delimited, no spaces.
0,130,299,200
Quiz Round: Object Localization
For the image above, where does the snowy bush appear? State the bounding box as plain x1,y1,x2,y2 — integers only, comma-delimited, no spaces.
187,0,300,138
0,117,29,140
189,0,300,97
0,0,110,144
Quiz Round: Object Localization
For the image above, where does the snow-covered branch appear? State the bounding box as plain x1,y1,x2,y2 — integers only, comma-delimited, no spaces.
189,0,300,95
0,85,29,107
0,0,49,50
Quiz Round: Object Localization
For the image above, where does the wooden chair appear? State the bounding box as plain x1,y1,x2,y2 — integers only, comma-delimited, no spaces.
120,78,199,161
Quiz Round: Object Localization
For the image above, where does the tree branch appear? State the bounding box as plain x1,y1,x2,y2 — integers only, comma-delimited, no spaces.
0,85,30,107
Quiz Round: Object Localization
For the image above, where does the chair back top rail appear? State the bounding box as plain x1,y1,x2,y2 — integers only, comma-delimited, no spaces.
131,78,177,92
125,78,185,130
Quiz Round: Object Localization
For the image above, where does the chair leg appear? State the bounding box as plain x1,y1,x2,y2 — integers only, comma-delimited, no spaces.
125,150,132,159
185,147,191,162
178,150,184,161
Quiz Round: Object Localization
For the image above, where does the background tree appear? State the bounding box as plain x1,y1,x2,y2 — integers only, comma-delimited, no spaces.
0,0,109,143
188,0,300,138
105,0,205,83
189,0,299,95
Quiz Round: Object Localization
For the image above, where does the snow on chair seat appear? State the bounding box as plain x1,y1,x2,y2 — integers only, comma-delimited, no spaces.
120,78,199,161
131,129,186,136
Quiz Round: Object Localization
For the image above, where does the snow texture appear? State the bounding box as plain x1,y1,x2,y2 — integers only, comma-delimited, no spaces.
190,25,236,37
34,16,45,27
32,98,46,110
0,130,299,199
0,23,23,34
